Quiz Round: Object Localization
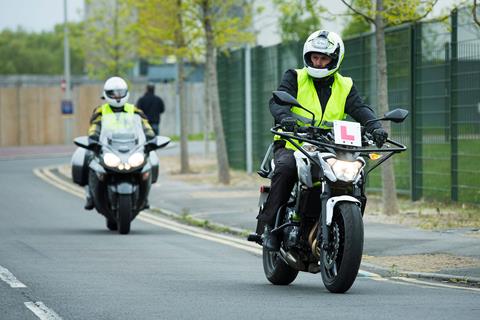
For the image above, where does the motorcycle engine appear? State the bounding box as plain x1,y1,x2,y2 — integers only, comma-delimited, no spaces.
283,225,300,250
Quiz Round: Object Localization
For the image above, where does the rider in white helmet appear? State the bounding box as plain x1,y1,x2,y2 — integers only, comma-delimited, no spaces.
87,76,155,142
255,30,388,251
103,76,130,110
84,76,155,210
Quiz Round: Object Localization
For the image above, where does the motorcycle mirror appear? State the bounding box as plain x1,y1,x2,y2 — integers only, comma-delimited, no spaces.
156,136,171,149
272,90,302,108
73,136,100,151
383,108,409,123
272,91,316,126
364,108,409,127
146,136,171,152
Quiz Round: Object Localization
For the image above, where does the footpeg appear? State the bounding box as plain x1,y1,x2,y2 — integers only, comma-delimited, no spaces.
247,233,262,245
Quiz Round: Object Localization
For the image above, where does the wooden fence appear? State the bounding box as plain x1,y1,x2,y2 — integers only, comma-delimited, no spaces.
0,79,205,146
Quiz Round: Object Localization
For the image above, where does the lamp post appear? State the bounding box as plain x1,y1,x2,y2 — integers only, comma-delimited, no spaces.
63,0,74,144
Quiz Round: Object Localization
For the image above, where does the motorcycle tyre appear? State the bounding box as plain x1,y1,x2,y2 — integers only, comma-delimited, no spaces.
320,202,363,293
262,247,299,285
118,195,132,235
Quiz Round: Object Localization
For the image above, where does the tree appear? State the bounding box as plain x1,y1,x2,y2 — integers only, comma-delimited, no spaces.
132,0,202,174
340,0,438,215
0,24,85,75
84,0,136,79
474,0,480,26
273,0,328,41
342,14,371,38
193,0,254,184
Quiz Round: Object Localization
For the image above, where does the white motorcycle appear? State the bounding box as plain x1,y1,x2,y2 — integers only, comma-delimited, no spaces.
249,91,408,293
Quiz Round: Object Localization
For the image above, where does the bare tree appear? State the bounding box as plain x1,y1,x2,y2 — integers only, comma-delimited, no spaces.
340,0,438,215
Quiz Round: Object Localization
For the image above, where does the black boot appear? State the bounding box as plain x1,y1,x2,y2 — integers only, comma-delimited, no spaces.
84,196,94,210
263,225,280,251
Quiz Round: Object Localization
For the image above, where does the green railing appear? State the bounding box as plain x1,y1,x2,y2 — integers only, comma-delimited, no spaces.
217,7,480,204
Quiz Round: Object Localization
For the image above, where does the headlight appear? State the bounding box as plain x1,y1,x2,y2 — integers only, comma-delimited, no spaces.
326,158,363,182
303,143,318,152
103,153,121,167
128,153,145,167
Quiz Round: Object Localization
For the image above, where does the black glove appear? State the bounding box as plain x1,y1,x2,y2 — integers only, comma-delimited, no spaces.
280,117,297,132
371,128,388,148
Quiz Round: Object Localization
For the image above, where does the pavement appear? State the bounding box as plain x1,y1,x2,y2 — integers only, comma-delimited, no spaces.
2,142,480,285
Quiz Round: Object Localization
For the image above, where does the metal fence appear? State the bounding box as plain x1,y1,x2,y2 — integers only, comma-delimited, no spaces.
217,7,480,204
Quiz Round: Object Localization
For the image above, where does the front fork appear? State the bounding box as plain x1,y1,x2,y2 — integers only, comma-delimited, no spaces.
318,182,331,250
316,182,362,252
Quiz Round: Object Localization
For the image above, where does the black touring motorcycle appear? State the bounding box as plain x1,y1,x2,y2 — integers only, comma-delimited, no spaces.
71,113,170,234
249,91,408,293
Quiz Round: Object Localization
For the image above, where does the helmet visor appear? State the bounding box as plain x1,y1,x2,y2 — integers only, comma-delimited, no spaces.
105,89,128,100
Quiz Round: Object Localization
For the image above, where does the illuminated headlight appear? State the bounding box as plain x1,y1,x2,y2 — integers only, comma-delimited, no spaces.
326,158,363,182
128,153,145,167
103,153,121,168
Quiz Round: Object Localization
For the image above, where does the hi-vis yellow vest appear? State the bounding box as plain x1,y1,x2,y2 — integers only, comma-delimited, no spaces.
101,103,135,115
100,103,135,130
275,68,353,150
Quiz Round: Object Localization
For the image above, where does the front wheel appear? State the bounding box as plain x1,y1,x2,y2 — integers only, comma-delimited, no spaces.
117,195,132,235
320,202,364,293
263,247,299,285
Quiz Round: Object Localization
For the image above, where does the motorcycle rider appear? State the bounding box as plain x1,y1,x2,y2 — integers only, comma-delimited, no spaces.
256,30,388,251
84,76,155,210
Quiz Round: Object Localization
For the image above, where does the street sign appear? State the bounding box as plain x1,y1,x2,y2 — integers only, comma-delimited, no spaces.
61,100,74,115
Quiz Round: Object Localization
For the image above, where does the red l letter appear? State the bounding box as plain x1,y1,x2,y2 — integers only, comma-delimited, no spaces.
340,126,355,141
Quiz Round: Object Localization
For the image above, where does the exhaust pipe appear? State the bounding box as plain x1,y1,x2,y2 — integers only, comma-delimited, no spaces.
280,248,305,271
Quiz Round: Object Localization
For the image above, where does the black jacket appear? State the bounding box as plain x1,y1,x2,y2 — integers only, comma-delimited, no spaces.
269,69,381,133
136,93,165,124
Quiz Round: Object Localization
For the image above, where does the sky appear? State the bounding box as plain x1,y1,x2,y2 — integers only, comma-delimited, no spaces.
0,0,85,32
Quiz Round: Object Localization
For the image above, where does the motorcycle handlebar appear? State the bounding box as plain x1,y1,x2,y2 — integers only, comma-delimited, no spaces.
271,125,407,153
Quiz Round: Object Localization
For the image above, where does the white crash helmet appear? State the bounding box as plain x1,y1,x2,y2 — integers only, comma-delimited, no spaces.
103,76,129,107
303,30,345,79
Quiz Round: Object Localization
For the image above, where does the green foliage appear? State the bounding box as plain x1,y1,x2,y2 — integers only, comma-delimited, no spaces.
274,0,327,42
342,15,371,38
130,0,201,63
84,0,136,79
197,0,255,50
341,0,439,27
0,24,85,75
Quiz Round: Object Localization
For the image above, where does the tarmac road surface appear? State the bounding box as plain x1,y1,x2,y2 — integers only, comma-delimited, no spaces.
0,156,479,320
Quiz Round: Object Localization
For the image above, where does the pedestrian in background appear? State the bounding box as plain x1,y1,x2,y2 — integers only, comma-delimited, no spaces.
136,83,165,135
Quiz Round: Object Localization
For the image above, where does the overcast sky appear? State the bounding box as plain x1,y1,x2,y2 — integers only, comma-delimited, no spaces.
0,0,85,32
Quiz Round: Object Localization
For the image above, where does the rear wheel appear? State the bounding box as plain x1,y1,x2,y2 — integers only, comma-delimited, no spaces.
117,195,132,235
320,202,363,293
263,247,299,285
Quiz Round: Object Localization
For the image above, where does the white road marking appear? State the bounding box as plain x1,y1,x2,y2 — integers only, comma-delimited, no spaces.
391,276,480,292
139,212,262,256
24,302,63,320
0,265,27,288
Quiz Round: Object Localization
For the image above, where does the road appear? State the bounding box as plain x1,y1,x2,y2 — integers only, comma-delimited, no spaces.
1,156,479,320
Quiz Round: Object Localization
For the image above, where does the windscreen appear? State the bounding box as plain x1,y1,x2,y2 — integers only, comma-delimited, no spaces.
99,113,146,153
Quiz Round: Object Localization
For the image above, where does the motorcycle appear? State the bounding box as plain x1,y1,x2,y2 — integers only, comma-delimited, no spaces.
71,112,170,234
248,91,408,293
